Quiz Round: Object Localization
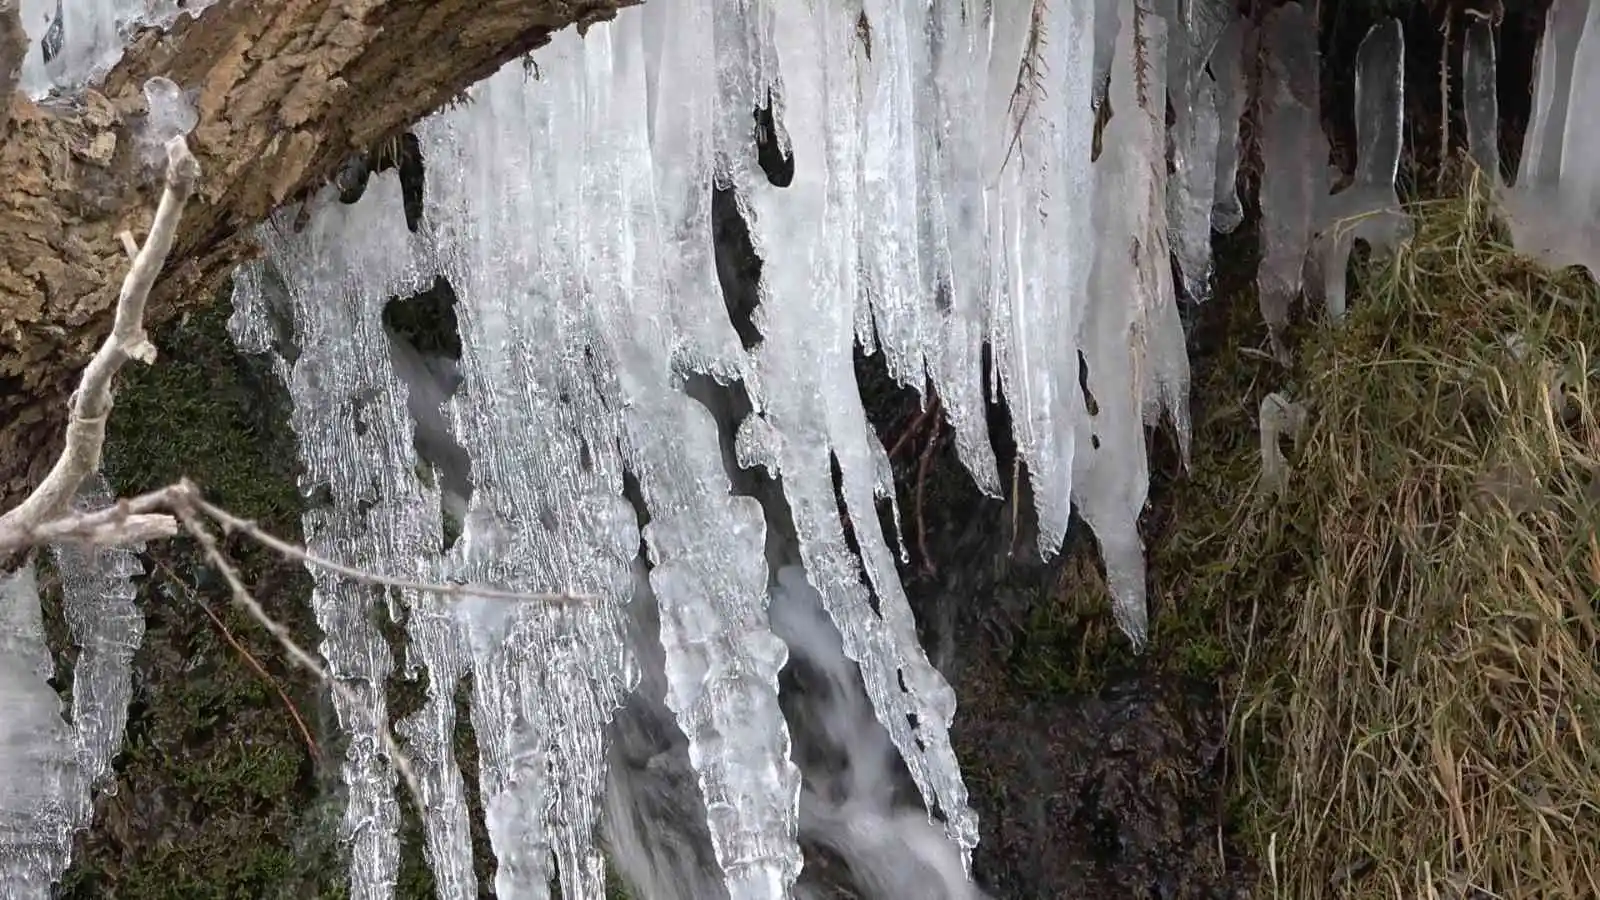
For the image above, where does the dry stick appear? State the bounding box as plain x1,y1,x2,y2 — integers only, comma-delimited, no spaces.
6,485,186,550
150,555,320,760
18,480,591,606
188,486,590,604
0,136,199,549
1439,12,1453,189
174,505,425,805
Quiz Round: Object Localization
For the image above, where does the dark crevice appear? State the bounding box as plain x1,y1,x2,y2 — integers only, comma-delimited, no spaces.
254,262,303,367
1077,350,1100,417
754,89,796,188
382,276,472,552
712,186,765,351
337,132,428,233
452,673,497,892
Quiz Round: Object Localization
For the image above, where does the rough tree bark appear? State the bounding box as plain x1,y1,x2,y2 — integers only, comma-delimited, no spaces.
0,0,630,510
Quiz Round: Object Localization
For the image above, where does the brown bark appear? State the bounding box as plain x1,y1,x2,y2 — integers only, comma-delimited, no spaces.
0,0,630,510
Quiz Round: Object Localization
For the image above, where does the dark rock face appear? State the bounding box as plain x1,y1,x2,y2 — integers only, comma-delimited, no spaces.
852,339,1249,899
958,675,1235,898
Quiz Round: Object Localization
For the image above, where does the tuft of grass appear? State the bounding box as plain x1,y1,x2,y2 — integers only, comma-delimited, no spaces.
1174,185,1600,898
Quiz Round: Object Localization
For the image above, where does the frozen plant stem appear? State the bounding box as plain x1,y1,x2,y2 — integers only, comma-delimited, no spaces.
0,135,200,551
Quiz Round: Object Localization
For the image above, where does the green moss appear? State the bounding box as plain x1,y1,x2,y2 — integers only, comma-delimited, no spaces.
59,298,350,900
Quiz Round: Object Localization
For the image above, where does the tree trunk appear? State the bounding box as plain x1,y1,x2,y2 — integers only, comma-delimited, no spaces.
0,0,629,510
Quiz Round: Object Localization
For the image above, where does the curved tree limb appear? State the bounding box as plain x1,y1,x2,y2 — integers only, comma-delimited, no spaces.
0,134,199,555
0,0,632,509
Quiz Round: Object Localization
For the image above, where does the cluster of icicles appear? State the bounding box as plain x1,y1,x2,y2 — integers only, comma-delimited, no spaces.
4,0,1600,897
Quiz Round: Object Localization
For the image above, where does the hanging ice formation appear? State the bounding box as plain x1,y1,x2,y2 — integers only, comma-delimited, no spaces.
1255,3,1409,359
14,0,216,96
229,0,1211,894
1313,20,1408,322
0,477,148,897
13,0,1562,897
1495,0,1600,280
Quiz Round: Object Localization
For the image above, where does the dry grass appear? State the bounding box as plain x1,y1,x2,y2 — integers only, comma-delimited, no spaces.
1189,183,1600,898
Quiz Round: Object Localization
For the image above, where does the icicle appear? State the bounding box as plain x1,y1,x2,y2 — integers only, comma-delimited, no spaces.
0,563,83,899
418,30,637,900
1501,0,1600,279
859,0,931,383
233,177,438,899
724,0,980,869
1091,0,1120,108
1072,0,1188,649
0,477,146,897
50,475,146,792
922,0,1001,495
985,0,1096,554
1168,69,1224,302
17,0,216,96
1315,19,1408,323
1258,393,1309,499
1162,0,1235,302
1462,17,1500,184
591,9,803,897
1210,18,1250,236
1256,1,1328,362
638,0,750,385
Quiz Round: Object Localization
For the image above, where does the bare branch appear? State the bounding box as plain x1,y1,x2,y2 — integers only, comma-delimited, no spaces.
8,480,591,608
174,505,424,805
190,488,590,604
0,137,199,548
0,485,185,550
151,555,320,760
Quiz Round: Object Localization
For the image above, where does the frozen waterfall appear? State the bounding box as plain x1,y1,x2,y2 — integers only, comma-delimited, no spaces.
228,0,1202,894
21,0,1600,897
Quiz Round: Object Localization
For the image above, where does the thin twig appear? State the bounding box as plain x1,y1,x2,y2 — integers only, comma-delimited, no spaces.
175,506,423,805
190,488,590,604
13,480,589,605
915,427,939,576
151,556,320,761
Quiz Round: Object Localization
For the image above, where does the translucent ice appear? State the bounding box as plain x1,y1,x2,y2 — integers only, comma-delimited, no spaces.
0,478,146,898
1073,0,1191,647
1462,17,1500,183
1161,0,1237,300
1209,18,1250,235
1256,1,1328,361
0,563,82,899
1315,19,1408,322
726,0,982,865
50,476,147,793
139,75,198,167
18,0,215,95
1501,0,1600,279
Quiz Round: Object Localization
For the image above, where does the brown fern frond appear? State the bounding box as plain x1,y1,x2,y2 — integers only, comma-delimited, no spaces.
1130,2,1155,115
1000,0,1051,175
